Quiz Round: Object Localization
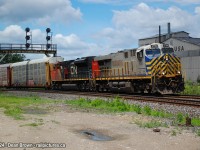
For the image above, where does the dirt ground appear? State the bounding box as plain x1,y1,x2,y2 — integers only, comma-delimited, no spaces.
0,104,199,150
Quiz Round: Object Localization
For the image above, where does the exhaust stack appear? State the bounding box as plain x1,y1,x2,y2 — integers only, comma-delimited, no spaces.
159,25,161,43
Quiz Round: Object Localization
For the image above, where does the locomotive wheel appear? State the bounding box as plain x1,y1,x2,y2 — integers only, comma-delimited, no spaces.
98,85,103,92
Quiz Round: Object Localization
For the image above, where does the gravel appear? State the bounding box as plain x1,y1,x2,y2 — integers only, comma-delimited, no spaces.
5,91,200,117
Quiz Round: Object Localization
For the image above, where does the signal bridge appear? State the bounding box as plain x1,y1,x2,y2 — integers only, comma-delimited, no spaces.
0,43,57,62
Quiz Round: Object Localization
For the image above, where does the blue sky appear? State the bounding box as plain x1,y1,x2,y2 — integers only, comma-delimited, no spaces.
0,0,200,60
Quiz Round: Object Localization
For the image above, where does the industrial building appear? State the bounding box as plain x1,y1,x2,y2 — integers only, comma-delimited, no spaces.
139,23,200,82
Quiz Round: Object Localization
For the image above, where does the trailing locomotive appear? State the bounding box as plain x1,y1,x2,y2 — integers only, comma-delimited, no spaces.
0,43,184,94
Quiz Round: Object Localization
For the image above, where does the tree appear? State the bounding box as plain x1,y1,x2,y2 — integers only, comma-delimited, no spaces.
0,53,26,64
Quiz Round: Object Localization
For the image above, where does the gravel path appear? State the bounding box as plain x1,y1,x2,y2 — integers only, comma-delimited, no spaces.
0,90,199,150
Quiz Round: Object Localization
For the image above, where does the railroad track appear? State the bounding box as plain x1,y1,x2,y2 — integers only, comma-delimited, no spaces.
2,89,200,107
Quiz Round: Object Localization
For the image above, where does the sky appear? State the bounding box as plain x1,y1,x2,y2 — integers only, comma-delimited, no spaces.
0,0,200,60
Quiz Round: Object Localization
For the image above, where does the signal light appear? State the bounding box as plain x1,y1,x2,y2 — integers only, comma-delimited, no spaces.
46,35,51,41
25,27,31,49
25,35,30,40
25,43,30,48
25,27,30,33
46,28,51,33
46,44,51,49
46,28,52,50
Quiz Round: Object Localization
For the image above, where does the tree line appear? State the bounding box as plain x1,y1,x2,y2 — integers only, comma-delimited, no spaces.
0,54,26,64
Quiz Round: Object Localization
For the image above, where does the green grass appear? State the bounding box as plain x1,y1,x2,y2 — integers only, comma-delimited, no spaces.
181,81,200,95
135,120,168,128
171,130,177,136
66,97,130,112
192,118,200,126
20,122,44,127
0,92,58,120
196,130,200,136
66,97,200,127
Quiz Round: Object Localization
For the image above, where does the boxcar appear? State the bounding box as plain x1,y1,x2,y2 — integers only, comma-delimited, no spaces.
10,57,63,88
0,64,11,87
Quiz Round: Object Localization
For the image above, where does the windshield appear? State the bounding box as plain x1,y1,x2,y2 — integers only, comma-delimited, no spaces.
162,48,174,54
146,49,160,57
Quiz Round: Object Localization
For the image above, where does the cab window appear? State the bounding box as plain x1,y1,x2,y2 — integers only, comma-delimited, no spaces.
137,49,143,59
146,49,160,57
162,48,174,54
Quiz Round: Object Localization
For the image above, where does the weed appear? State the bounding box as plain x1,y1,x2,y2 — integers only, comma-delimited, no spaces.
132,105,142,114
181,81,200,95
51,120,60,124
171,130,177,136
196,129,200,136
151,110,160,117
0,92,59,119
4,107,24,120
143,105,152,115
191,118,200,126
90,99,103,107
134,119,168,128
66,98,129,112
176,113,184,124
20,122,44,127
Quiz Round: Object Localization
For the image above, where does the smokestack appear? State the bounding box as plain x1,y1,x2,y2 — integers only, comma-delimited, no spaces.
159,25,161,43
167,22,171,38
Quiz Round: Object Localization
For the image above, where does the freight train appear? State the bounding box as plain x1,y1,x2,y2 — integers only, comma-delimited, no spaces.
0,43,184,94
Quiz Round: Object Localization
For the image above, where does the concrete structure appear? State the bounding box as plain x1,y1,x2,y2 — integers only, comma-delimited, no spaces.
138,23,200,82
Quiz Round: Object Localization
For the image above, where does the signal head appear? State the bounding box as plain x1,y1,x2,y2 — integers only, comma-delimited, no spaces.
25,27,30,32
46,28,51,33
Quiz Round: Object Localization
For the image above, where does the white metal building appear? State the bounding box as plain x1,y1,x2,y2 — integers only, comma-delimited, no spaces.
138,23,200,82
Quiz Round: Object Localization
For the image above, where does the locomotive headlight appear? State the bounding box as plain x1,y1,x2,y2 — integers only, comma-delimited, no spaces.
165,55,168,61
162,72,165,75
177,71,181,74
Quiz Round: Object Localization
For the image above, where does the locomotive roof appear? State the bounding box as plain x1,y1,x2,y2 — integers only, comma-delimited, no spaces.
94,48,137,61
94,54,112,61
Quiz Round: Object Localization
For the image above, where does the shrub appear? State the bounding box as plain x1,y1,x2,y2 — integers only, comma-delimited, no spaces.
133,105,142,114
90,99,103,107
143,105,152,115
196,130,200,136
176,113,184,123
171,130,177,136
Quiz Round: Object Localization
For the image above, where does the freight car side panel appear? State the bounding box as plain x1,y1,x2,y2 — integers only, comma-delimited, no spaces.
27,62,47,86
0,64,10,87
10,57,64,87
11,61,28,86
11,62,47,87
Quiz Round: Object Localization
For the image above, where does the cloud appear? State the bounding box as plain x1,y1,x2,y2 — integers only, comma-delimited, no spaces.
94,3,200,49
79,0,137,5
0,0,82,25
80,0,200,5
0,25,24,43
54,33,100,59
0,25,100,60
173,0,200,4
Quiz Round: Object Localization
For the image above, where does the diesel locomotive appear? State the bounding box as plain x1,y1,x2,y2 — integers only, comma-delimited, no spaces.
0,43,184,94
